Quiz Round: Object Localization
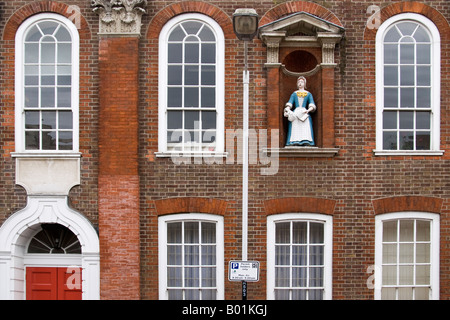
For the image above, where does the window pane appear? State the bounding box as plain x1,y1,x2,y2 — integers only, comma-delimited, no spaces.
417,44,431,64
383,111,397,129
168,25,185,41
185,43,199,63
41,42,56,63
400,44,414,64
397,22,417,36
168,245,182,265
185,111,200,130
416,112,430,130
168,87,182,108
383,131,397,150
25,43,39,63
384,66,398,86
185,245,199,265
185,87,199,108
25,111,40,129
276,222,290,244
201,222,216,243
384,88,398,108
416,88,431,108
416,243,430,263
292,267,307,287
385,27,401,42
276,245,290,265
416,265,430,285
383,221,397,242
309,246,324,265
201,267,216,287
399,220,414,241
417,66,430,86
399,131,414,150
168,222,182,243
416,220,430,241
25,131,40,149
59,132,72,150
201,65,215,85
201,246,216,265
199,27,215,41
414,26,430,43
185,267,199,287
383,243,397,263
42,111,56,129
185,65,199,85
168,66,182,85
57,87,71,108
201,88,215,108
25,87,39,108
42,131,56,150
400,66,414,85
384,44,398,64
399,112,414,129
183,21,202,35
185,222,199,243
202,43,216,63
396,87,411,107
41,87,55,108
310,223,324,244
275,267,290,287
58,43,72,63
416,132,430,150
168,43,182,63
55,26,71,41
399,265,413,285
399,243,414,263
167,111,182,130
202,111,216,130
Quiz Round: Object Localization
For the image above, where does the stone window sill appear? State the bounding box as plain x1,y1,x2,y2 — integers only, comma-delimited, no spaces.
263,147,339,158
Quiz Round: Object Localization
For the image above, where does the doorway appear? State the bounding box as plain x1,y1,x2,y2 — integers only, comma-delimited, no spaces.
26,267,82,300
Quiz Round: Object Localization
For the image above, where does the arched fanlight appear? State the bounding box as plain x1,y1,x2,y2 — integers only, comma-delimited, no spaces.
28,224,81,254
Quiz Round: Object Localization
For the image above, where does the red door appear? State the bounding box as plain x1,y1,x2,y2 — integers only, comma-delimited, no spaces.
26,267,82,300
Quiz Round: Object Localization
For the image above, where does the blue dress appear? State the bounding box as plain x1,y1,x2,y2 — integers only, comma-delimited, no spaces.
284,90,316,146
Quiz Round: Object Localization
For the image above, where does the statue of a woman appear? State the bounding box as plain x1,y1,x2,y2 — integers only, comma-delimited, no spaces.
283,76,316,146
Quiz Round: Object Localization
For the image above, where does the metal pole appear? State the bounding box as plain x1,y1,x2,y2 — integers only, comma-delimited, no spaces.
242,40,249,263
242,40,249,301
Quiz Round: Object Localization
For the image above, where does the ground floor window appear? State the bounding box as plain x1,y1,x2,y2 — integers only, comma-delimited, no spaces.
375,212,439,300
158,213,224,300
267,213,332,300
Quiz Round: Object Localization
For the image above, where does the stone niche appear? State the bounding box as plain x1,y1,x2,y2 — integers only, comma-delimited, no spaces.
259,12,344,157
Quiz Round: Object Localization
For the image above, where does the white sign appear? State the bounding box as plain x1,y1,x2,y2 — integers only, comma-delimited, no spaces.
228,261,260,282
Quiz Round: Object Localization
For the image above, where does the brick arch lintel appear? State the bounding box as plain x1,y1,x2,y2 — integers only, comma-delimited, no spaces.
363,1,450,41
259,1,343,28
372,196,443,215
264,197,336,216
154,197,228,216
2,0,91,41
146,1,233,40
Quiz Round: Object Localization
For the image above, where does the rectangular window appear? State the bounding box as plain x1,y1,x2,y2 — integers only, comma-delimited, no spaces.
267,214,332,300
159,214,224,300
375,213,439,300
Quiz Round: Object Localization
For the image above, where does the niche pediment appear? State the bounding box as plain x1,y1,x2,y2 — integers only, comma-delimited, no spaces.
259,12,344,66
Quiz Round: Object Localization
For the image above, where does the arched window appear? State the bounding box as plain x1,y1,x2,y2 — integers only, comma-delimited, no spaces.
28,224,81,254
15,13,79,153
158,14,225,155
375,14,442,155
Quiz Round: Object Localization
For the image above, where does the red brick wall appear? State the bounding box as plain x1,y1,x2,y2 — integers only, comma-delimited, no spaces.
0,0,449,301
98,36,140,299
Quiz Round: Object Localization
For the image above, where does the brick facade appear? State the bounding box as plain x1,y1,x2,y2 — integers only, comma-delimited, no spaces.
0,0,449,300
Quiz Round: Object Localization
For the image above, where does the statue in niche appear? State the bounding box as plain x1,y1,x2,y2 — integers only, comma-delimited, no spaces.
283,76,316,146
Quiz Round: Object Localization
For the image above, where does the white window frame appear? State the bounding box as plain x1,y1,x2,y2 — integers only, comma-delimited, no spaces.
14,13,80,156
267,213,333,300
158,213,224,300
374,212,440,300
374,13,443,156
157,13,225,157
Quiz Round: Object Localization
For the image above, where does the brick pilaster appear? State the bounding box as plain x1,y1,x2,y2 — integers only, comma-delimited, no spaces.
97,35,140,300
